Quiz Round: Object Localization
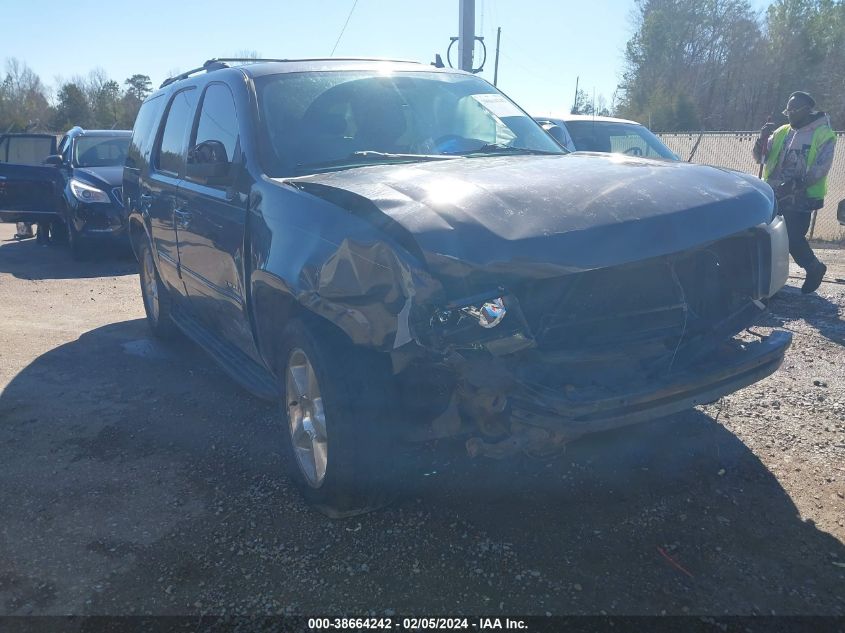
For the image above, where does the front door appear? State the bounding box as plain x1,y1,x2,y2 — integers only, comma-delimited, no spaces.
175,82,258,360
147,88,198,292
0,134,63,224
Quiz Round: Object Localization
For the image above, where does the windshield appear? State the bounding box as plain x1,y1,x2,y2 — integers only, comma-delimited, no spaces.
73,136,130,167
256,70,565,176
564,121,678,160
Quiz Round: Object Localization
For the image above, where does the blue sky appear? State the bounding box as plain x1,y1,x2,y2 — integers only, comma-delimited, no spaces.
4,0,773,115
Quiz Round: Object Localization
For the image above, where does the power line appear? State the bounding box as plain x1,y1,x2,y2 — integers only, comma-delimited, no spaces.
330,0,360,57
497,50,559,84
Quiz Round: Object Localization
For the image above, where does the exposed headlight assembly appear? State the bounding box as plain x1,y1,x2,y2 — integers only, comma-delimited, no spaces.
433,294,508,330
460,297,508,329
69,178,110,204
428,291,535,356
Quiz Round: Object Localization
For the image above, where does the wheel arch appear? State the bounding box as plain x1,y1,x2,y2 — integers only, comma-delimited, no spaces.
128,215,150,262
250,270,360,378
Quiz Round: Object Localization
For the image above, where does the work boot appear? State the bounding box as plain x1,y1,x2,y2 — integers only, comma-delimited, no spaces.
801,261,827,294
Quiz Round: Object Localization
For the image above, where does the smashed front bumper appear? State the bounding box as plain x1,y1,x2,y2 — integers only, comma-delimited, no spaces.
508,330,791,437
408,223,793,454
71,203,128,241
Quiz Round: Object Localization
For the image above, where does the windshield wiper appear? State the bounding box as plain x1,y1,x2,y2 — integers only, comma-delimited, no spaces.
446,143,561,156
297,150,459,172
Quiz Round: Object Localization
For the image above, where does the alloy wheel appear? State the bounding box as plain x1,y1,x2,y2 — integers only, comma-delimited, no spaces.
285,348,328,488
141,247,160,323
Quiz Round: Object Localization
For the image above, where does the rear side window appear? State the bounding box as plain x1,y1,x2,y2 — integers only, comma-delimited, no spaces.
127,94,164,168
156,89,197,175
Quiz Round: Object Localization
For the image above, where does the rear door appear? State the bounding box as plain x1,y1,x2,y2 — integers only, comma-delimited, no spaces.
0,133,63,223
176,82,259,359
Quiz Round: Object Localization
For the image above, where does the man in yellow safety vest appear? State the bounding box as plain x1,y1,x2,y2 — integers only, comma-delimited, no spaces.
753,91,836,294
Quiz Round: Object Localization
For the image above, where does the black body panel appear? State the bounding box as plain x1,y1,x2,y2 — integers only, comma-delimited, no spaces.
0,163,63,223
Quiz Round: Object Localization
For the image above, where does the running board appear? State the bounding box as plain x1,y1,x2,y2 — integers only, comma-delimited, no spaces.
170,307,279,401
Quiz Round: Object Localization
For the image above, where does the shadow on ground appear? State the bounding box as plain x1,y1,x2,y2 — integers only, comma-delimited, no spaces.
0,320,843,615
765,285,845,347
0,235,136,280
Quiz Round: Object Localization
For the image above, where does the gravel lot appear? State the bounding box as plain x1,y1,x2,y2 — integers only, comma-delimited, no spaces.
1,222,844,617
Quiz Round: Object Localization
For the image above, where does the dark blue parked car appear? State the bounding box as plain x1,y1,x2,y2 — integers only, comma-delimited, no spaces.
0,126,131,258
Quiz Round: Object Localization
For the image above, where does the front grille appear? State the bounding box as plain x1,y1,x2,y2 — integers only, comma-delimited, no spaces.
83,212,113,230
112,187,123,206
516,231,762,356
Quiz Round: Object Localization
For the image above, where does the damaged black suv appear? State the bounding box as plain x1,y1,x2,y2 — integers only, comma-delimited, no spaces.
125,58,791,516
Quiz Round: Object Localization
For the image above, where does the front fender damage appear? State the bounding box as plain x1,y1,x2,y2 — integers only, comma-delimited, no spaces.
280,232,547,450
304,237,440,351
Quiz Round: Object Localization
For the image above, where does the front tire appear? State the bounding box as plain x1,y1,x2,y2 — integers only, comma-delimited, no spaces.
67,221,89,261
138,238,176,338
279,318,400,517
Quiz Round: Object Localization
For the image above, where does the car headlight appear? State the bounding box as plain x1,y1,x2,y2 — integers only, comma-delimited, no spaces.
69,178,110,204
425,291,536,356
433,294,508,330
764,215,789,297
457,297,508,329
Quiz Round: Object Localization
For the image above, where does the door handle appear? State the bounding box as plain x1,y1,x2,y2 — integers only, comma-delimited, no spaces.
174,208,192,228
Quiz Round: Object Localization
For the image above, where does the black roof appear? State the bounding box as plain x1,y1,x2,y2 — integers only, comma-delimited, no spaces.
154,57,465,92
237,58,455,79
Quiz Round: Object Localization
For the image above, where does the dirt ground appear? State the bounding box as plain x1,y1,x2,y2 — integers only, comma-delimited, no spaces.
1,222,844,617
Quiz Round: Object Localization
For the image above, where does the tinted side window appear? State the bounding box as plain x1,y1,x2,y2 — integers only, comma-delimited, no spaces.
194,84,238,163
156,89,197,175
127,94,164,168
0,136,55,165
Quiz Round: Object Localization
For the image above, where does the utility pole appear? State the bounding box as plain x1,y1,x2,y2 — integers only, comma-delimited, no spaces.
572,76,579,114
493,27,501,86
458,0,475,72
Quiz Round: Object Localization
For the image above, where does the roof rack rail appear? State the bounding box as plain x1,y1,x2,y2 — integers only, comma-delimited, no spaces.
211,56,421,65
159,57,423,88
159,60,224,88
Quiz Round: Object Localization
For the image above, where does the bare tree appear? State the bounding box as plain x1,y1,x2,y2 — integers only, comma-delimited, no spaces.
0,58,53,131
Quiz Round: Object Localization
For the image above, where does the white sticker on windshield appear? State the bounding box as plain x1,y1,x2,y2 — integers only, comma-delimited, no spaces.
470,93,524,118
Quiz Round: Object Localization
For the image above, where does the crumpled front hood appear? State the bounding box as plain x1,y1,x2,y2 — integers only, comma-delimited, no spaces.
284,153,774,278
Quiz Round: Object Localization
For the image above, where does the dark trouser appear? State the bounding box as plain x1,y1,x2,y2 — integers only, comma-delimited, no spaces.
781,208,819,271
36,221,51,244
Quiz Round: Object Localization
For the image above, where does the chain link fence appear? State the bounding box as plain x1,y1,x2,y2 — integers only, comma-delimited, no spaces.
657,131,845,243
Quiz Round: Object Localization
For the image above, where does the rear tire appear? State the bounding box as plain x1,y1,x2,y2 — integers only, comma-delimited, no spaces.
138,238,176,338
278,318,400,517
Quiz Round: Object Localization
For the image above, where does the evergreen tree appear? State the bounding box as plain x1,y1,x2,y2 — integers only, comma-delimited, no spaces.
52,82,92,130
